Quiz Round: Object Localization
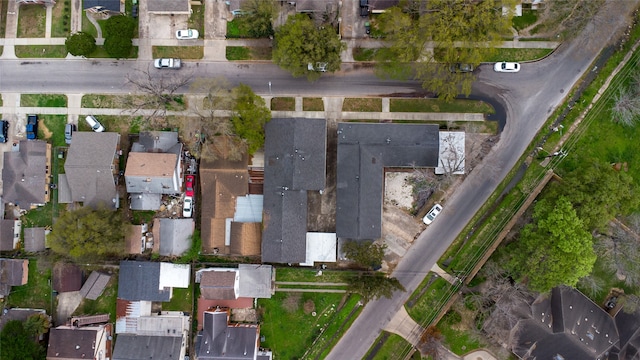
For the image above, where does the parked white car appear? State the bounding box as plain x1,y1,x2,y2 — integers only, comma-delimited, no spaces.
494,61,520,73
154,58,181,69
175,29,199,40
422,204,443,225
183,196,193,218
85,115,105,132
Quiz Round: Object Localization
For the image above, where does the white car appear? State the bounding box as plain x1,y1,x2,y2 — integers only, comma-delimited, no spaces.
85,115,105,132
422,204,443,225
183,196,193,218
494,62,520,73
154,58,181,69
175,29,199,40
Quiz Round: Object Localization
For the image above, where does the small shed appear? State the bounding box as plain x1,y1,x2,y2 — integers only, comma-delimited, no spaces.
23,227,45,252
53,263,83,293
80,271,111,300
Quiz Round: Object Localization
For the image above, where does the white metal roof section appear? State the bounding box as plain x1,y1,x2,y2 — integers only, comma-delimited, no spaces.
234,194,264,222
435,132,466,175
158,263,190,290
301,232,337,267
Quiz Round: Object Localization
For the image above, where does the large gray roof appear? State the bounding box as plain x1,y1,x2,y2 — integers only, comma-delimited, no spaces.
0,220,15,251
2,140,49,207
112,334,184,360
117,261,170,302
262,118,326,264
197,310,259,360
158,218,194,256
238,264,273,299
336,123,439,240
512,286,623,360
64,132,120,209
133,131,181,154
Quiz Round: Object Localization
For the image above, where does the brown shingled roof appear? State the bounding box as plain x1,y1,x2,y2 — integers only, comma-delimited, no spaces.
229,222,261,256
200,271,237,300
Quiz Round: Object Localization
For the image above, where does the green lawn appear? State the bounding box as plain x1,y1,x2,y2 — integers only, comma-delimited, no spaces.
343,98,382,112
164,284,193,312
275,268,352,283
367,332,416,360
436,310,484,355
306,294,363,359
226,18,251,38
270,97,295,111
152,46,204,60
353,47,377,61
512,10,538,31
485,48,553,62
258,292,345,359
51,0,71,38
15,45,67,58
40,115,67,147
406,274,456,325
73,274,118,322
226,46,250,60
17,5,46,38
21,94,68,107
5,259,53,312
390,98,494,113
21,202,54,228
303,98,324,111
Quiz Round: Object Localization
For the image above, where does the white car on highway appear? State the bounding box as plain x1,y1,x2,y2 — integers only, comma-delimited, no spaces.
422,204,443,225
494,61,520,73
175,29,199,40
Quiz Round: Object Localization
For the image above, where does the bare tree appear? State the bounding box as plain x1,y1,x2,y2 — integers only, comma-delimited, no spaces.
594,225,640,287
577,275,605,298
417,326,443,359
408,167,440,211
611,87,640,127
125,66,193,123
438,132,466,178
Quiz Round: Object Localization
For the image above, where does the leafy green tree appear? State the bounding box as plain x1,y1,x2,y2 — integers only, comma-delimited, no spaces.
231,83,271,154
48,207,128,262
347,273,405,302
0,320,45,360
238,0,276,38
273,14,345,80
506,197,596,293
342,240,386,270
104,36,133,58
548,162,640,230
65,32,96,57
23,314,51,339
377,0,515,101
104,15,136,38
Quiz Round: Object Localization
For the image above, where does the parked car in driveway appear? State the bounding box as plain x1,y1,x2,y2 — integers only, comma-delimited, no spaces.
64,123,75,144
185,175,194,197
176,29,199,40
26,114,38,140
85,115,105,132
494,61,520,73
0,120,8,143
183,196,193,218
154,58,181,69
422,204,443,225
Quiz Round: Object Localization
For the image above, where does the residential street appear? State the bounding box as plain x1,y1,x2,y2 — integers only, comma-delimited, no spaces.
326,0,640,359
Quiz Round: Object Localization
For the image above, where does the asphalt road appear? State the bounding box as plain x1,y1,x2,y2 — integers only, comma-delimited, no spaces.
0,61,424,96
325,1,640,359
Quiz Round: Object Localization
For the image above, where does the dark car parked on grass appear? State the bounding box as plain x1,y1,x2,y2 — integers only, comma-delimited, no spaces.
26,114,38,140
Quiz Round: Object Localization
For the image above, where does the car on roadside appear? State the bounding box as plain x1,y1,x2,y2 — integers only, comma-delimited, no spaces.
422,203,443,225
183,196,193,218
85,115,105,132
175,29,199,40
0,120,8,143
494,61,520,73
64,123,75,144
449,63,474,73
185,175,195,197
132,4,138,18
26,114,38,140
154,58,181,69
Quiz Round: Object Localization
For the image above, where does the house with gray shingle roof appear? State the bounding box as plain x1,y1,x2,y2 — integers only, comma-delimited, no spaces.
2,140,51,208
63,132,121,210
117,261,189,302
125,131,183,211
157,218,194,257
0,258,28,298
0,219,19,252
195,308,269,360
261,118,327,264
336,123,439,240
